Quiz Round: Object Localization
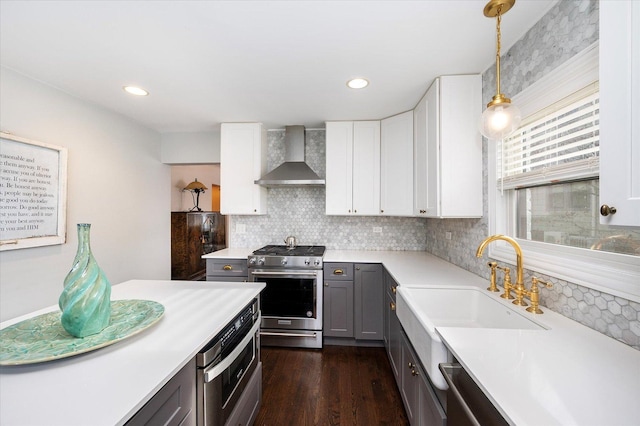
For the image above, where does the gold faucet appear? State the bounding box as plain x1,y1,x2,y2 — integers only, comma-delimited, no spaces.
476,235,527,306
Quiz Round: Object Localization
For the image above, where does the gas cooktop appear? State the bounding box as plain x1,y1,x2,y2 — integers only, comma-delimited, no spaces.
251,245,326,257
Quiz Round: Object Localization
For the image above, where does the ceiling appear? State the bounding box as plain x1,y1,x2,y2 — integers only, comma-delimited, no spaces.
0,0,557,133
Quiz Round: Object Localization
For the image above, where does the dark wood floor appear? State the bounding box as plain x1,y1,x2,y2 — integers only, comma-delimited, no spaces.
254,345,409,426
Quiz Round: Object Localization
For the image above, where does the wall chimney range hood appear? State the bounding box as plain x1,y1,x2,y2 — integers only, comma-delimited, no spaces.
255,125,325,187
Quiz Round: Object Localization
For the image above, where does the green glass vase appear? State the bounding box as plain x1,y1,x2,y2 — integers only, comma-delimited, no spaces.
59,223,111,337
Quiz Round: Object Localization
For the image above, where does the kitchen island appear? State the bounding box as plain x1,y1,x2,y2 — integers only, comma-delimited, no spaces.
0,279,265,426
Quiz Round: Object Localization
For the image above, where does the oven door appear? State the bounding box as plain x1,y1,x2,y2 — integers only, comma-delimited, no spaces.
249,269,323,344
197,321,260,426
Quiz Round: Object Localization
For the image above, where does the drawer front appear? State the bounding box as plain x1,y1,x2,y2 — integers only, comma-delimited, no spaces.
206,259,248,277
323,263,354,281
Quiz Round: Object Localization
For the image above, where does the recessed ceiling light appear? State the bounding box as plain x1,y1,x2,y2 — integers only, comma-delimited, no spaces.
347,78,369,89
123,86,149,96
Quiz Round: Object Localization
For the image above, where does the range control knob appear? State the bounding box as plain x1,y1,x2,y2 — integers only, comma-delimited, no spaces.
314,259,321,266
304,258,311,266
281,258,288,265
258,257,265,266
249,257,256,265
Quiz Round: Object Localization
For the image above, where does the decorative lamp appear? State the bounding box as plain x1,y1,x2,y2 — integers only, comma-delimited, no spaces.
184,178,207,212
479,0,522,140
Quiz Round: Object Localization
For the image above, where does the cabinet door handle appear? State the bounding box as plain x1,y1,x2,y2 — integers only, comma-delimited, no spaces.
390,302,396,311
324,282,329,287
333,269,344,275
390,286,397,294
600,204,617,216
222,264,233,271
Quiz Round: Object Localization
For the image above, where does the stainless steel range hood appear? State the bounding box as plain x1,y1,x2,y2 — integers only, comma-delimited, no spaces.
255,125,325,186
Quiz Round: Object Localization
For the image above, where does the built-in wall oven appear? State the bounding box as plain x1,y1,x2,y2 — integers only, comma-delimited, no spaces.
196,299,261,426
248,245,325,349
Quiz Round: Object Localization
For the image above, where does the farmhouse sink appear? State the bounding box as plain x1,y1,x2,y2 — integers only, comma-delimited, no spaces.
396,286,547,390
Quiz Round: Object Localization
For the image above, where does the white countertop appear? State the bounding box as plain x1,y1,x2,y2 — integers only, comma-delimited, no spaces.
203,247,640,424
202,247,255,259
0,279,265,426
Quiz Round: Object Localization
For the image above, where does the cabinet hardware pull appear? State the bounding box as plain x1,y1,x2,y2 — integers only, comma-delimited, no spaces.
324,282,329,287
411,368,419,376
390,302,396,311
600,204,617,216
391,286,397,294
333,269,344,275
222,265,233,271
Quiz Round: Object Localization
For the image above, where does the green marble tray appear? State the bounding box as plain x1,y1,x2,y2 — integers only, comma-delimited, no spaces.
0,299,164,366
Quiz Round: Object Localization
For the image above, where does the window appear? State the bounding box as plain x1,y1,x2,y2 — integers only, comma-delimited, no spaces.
488,43,640,301
498,84,640,257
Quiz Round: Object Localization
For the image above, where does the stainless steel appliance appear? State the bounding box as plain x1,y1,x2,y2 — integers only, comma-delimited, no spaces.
248,245,326,349
196,299,261,426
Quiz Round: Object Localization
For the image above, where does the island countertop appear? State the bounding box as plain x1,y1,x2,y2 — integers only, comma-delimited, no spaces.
0,279,265,426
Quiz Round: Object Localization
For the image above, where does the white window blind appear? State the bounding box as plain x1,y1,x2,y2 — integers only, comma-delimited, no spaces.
497,83,600,190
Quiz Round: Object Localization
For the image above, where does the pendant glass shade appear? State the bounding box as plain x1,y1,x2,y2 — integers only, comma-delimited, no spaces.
479,102,522,140
480,0,520,141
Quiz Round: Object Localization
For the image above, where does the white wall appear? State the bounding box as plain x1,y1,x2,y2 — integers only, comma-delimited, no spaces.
0,67,171,321
170,164,220,211
161,131,220,164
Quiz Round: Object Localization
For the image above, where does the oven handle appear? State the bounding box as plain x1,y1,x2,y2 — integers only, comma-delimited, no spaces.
204,321,260,383
259,331,318,338
250,271,318,277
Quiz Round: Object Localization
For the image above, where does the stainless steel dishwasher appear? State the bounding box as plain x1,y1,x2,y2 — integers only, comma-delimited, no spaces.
439,363,509,426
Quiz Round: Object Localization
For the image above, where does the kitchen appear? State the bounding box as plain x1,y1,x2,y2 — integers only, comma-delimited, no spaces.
1,0,639,425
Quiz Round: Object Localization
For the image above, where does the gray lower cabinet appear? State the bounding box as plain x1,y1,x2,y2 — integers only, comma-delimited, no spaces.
400,331,447,426
323,263,354,338
206,258,248,282
324,279,355,337
126,358,196,426
354,263,384,340
323,263,383,342
384,268,401,385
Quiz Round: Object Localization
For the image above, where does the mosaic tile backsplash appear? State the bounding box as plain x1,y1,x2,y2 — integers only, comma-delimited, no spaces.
228,1,639,350
228,129,428,251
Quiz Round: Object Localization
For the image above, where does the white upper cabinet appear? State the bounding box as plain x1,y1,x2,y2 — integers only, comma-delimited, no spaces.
326,121,380,215
220,123,267,215
599,1,640,226
414,75,482,218
381,111,414,216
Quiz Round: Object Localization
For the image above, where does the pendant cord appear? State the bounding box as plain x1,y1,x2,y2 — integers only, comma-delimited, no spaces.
495,7,502,97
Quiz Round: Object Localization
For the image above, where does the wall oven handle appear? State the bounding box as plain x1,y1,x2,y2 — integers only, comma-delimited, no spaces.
204,321,260,383
250,271,317,277
259,331,318,338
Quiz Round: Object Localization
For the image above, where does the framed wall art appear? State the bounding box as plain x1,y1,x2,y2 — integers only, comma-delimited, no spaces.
0,132,68,251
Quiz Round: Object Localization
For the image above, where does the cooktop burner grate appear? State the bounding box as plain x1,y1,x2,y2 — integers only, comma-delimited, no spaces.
252,245,326,257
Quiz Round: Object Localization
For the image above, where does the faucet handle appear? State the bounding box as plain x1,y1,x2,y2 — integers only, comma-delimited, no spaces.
486,262,499,292
525,277,553,314
495,266,514,299
530,277,553,290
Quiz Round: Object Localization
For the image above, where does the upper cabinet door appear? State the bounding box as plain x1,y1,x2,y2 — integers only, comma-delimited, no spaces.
326,121,380,215
415,75,482,218
381,111,414,216
599,1,640,226
220,123,267,215
326,121,354,215
352,121,381,215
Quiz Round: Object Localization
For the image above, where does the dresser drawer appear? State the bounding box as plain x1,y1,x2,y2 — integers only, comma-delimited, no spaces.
323,263,354,281
206,259,248,278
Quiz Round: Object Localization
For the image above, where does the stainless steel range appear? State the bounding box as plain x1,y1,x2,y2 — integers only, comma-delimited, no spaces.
248,244,325,349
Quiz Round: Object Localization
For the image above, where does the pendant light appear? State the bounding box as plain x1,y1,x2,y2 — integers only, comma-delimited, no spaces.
479,0,521,140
